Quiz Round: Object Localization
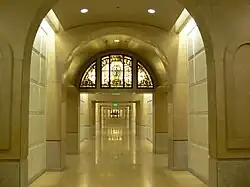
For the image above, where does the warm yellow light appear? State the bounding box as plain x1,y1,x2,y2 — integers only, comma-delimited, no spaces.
148,9,156,14
80,8,88,13
114,39,120,43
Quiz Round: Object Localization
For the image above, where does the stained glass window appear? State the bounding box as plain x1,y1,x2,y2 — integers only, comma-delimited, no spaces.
124,56,132,88
101,56,110,88
80,54,154,89
137,62,153,88
100,55,133,88
80,62,96,88
110,55,123,88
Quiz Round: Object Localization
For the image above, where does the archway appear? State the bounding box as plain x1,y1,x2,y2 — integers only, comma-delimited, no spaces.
1,1,250,187
64,48,167,154
0,1,214,186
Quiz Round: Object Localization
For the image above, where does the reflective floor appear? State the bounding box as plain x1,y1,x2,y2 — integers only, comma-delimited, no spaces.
30,127,207,187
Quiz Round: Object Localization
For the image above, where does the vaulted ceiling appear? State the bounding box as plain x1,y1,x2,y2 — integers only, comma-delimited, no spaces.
53,0,183,31
65,34,169,86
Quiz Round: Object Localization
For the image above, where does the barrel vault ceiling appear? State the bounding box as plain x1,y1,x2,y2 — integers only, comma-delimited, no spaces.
53,0,183,31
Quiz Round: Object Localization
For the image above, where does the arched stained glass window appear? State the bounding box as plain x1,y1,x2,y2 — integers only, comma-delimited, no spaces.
101,55,133,88
79,53,154,89
80,62,97,88
137,62,153,88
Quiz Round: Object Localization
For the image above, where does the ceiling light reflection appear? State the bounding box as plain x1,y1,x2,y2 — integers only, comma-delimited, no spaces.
80,8,88,13
148,9,156,14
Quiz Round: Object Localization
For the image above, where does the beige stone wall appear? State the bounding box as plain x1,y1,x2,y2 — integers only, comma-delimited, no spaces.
153,87,168,154
95,103,101,131
139,94,153,141
131,103,136,133
28,20,54,182
183,19,209,181
80,93,90,141
66,86,79,154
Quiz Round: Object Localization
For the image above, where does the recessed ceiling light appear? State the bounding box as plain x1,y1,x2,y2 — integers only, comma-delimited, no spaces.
80,8,88,13
114,39,120,43
148,9,156,14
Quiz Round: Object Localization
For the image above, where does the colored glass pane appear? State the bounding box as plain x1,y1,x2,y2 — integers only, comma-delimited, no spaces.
80,62,96,88
137,62,153,88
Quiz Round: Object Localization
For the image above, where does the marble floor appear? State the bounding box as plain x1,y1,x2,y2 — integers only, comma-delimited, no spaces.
30,127,207,187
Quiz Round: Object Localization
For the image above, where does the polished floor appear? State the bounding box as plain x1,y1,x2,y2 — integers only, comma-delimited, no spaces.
30,127,207,187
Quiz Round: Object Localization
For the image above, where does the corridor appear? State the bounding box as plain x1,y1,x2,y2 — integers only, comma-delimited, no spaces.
30,127,206,187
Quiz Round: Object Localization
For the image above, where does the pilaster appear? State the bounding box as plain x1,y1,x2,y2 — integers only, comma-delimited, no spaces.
66,85,80,154
153,86,168,154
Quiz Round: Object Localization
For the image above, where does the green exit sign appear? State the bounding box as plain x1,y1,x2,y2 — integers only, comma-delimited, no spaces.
113,103,119,107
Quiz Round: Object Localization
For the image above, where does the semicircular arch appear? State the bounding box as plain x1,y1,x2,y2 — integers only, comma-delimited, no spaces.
75,49,159,91
64,34,170,86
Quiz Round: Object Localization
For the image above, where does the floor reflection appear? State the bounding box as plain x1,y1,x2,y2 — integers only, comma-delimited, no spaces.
30,127,207,187
106,128,124,141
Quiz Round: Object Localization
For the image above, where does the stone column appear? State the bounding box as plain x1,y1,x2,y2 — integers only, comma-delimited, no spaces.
139,96,149,140
125,106,130,129
167,84,188,170
153,86,168,154
80,94,95,140
100,106,105,129
167,31,188,170
95,103,101,133
135,101,141,137
46,33,66,170
90,101,96,137
66,85,80,154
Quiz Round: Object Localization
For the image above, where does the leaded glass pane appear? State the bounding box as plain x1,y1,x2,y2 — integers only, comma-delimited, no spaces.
80,62,96,88
137,62,153,88
101,56,110,88
124,56,132,88
110,55,123,88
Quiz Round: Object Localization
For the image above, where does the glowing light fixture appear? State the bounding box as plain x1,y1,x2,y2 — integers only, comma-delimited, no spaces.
114,39,120,43
80,8,88,13
148,9,156,14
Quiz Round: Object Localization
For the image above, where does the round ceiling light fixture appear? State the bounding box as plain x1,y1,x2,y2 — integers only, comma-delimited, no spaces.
148,9,156,14
80,8,89,13
114,39,120,43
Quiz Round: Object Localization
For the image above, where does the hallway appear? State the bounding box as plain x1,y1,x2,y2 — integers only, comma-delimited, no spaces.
30,128,206,187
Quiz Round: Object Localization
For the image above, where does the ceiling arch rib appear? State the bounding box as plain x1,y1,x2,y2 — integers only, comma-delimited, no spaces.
64,34,170,87
56,22,171,77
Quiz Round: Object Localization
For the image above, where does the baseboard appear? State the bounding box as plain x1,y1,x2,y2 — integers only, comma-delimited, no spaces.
28,169,46,185
188,168,208,184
